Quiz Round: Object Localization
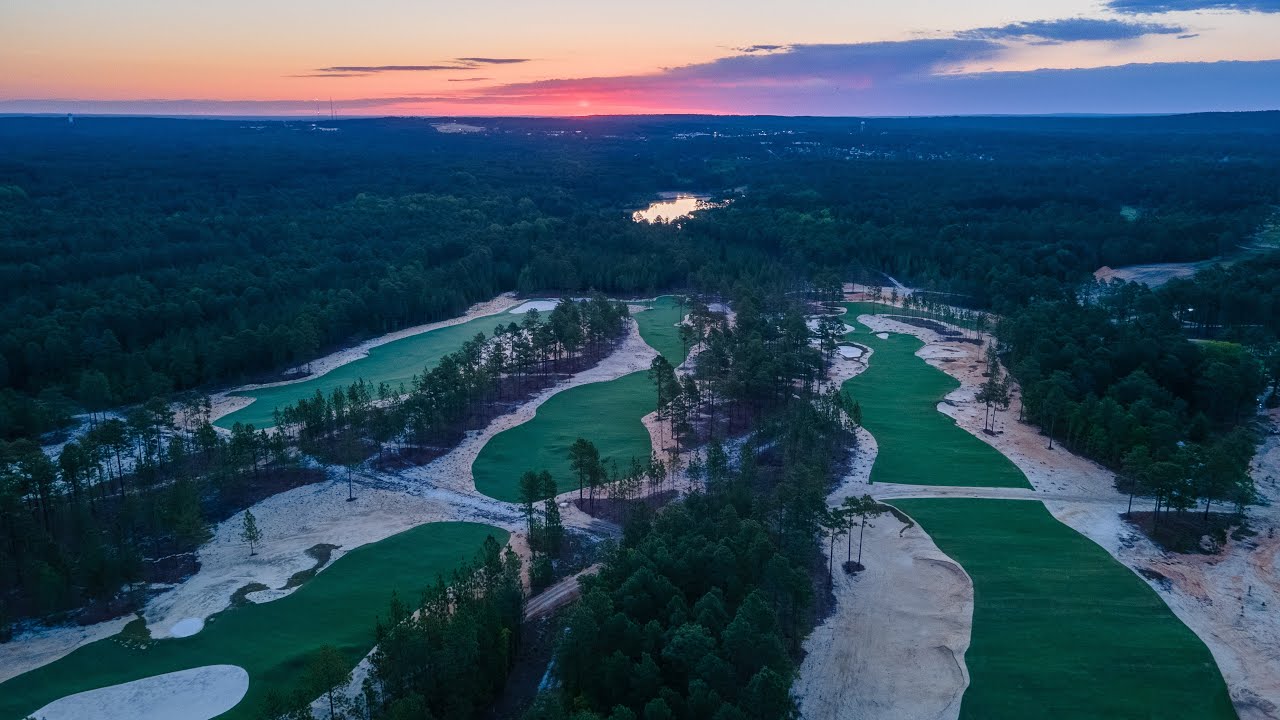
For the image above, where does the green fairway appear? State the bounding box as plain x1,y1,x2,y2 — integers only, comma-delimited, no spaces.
891,498,1235,720
217,309,520,430
0,522,505,720
473,296,685,503
633,295,690,365
840,303,1030,488
473,371,656,502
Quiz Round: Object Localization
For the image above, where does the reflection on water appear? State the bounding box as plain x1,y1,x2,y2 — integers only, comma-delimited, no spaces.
632,193,728,223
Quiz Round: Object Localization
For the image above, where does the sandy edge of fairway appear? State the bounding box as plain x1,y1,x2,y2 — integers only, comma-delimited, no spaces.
794,344,975,720
855,312,1280,719
200,292,521,426
28,665,249,720
1,312,655,684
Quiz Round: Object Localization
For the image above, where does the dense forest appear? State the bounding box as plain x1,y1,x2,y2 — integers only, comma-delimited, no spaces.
3,114,1279,440
4,113,1280,718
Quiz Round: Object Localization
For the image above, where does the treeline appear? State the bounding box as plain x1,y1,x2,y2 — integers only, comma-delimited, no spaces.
1003,281,1263,526
1161,248,1280,349
524,290,862,720
276,296,630,466
0,398,307,631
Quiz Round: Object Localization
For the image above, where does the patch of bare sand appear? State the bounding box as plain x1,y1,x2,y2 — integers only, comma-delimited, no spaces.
858,313,1280,719
30,664,249,720
199,292,520,426
797,423,973,720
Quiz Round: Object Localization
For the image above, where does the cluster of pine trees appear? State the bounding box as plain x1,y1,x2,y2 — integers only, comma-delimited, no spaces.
524,290,862,720
0,396,304,630
275,296,630,467
1003,282,1264,528
360,536,525,720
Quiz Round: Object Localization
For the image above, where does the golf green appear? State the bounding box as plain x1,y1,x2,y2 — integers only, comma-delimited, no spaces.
840,303,1030,489
0,522,505,720
217,308,522,430
473,371,657,502
892,498,1235,720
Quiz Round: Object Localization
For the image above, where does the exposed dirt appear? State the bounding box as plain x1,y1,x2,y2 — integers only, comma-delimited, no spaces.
523,565,601,621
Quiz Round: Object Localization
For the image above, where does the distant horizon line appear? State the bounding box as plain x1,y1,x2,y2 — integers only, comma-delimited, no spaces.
3,110,1278,122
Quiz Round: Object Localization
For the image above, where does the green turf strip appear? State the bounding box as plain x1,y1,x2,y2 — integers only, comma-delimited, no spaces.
632,295,690,366
0,522,505,720
840,303,1030,489
473,296,685,503
217,310,517,430
892,498,1235,720
473,371,656,502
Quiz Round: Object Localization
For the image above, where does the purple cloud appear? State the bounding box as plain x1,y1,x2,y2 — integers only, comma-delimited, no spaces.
958,18,1186,42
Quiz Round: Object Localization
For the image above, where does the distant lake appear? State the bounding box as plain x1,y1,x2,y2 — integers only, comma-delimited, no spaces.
632,193,728,223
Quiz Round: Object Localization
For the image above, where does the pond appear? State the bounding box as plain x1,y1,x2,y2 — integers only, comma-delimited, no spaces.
632,193,728,224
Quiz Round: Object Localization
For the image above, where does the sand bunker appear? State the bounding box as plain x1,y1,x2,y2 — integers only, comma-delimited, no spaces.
837,345,864,359
508,299,559,314
797,423,973,720
168,618,204,638
875,332,890,340
31,665,249,720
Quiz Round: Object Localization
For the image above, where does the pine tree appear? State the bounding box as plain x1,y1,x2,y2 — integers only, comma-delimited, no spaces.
241,509,263,556
307,644,351,720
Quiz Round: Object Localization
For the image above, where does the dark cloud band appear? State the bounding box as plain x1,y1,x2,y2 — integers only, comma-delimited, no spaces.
1107,0,1280,12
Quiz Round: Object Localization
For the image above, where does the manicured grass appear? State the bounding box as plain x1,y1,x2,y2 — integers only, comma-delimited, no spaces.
633,295,690,366
891,499,1235,720
217,311,517,430
0,522,505,720
840,303,1030,489
473,296,683,503
473,372,656,502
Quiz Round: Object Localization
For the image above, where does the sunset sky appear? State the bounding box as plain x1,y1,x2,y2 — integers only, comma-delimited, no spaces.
3,0,1279,116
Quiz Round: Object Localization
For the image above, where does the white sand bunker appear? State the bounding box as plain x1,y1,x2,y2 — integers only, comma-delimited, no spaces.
509,300,559,314
32,664,249,720
876,332,890,340
838,345,864,359
169,617,204,638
